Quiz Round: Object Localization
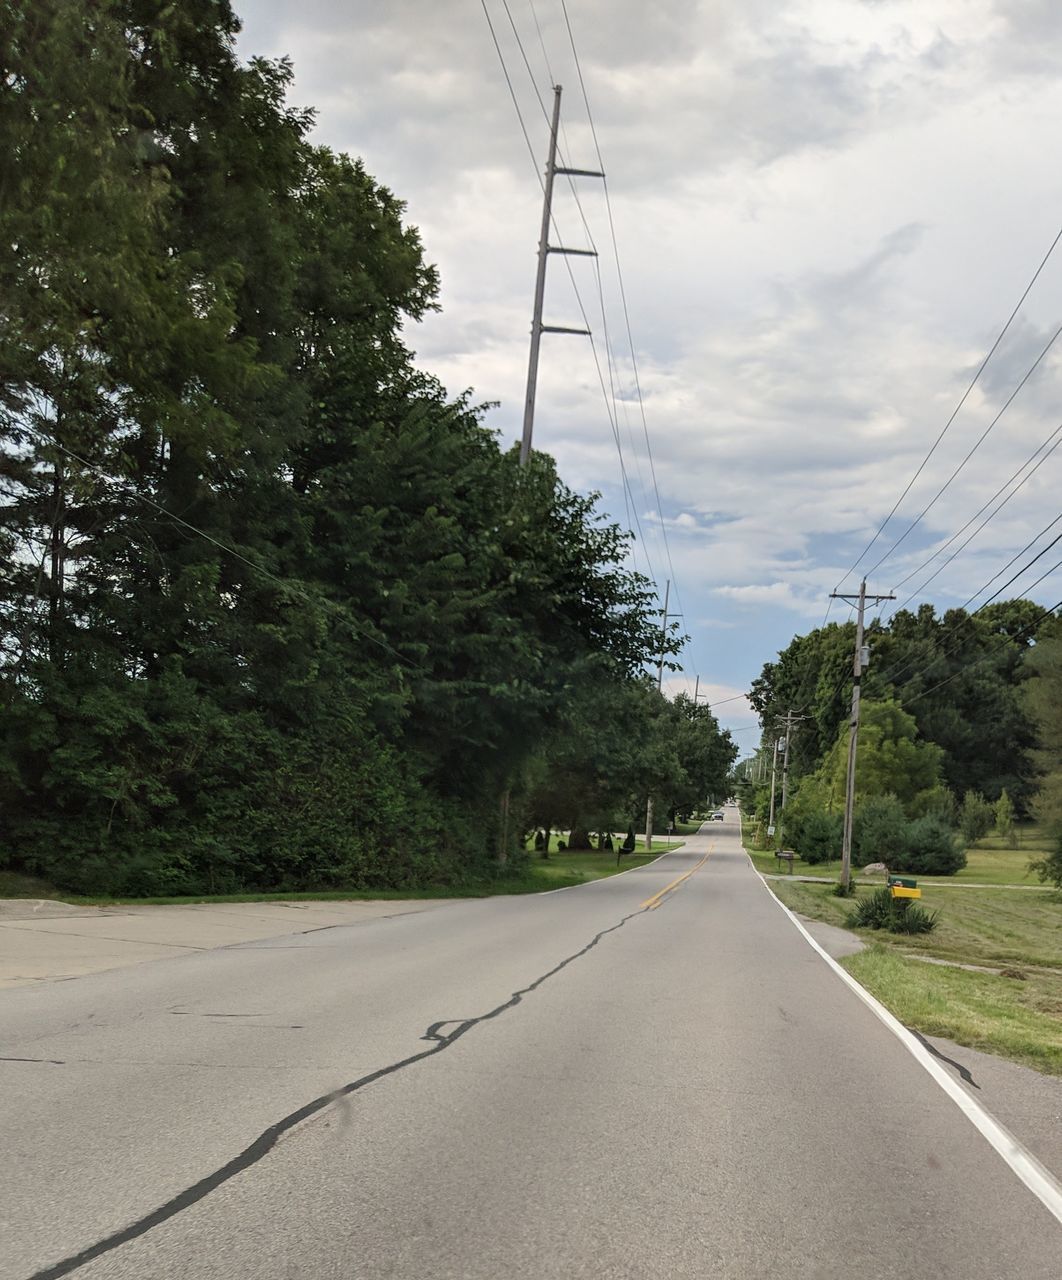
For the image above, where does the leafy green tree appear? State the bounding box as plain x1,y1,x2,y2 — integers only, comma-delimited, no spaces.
854,793,907,866
896,816,965,876
994,789,1016,848
1022,618,1062,888
959,791,994,845
0,2,687,894
873,604,1039,810
795,810,842,864
748,622,856,778
815,699,943,811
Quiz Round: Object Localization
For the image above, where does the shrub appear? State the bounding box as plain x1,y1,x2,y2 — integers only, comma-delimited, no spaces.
798,810,842,864
995,789,1016,848
1030,835,1062,891
958,791,994,845
848,888,938,934
854,793,906,865
913,786,958,826
895,816,966,876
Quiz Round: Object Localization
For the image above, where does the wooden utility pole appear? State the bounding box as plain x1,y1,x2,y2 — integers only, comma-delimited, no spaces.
644,579,670,850
774,711,806,853
519,85,604,466
767,733,781,835
829,579,895,889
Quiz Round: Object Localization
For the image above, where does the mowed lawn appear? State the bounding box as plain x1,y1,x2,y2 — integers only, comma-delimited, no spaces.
744,819,1053,887
766,874,1062,1075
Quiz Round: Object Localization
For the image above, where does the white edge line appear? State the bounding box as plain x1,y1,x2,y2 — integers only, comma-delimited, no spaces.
745,846,1062,1226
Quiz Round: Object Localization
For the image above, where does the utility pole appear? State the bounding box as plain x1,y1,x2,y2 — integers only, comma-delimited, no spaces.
644,579,671,851
766,734,781,835
829,579,895,889
777,715,794,854
774,711,806,853
693,674,699,705
519,85,604,466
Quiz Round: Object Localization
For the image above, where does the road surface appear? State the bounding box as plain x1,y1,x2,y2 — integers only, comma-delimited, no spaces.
3,811,1060,1278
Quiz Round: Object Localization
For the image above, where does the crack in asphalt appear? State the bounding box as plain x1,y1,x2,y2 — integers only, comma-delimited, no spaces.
911,1030,980,1090
26,904,649,1279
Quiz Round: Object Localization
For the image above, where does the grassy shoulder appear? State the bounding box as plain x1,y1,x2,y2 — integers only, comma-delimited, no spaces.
0,843,683,906
765,874,1062,1075
844,947,1062,1076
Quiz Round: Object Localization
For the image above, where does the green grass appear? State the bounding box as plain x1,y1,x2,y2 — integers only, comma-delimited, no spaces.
843,946,1062,1076
0,870,60,899
519,843,682,889
0,841,682,907
741,817,1052,887
762,873,1062,1075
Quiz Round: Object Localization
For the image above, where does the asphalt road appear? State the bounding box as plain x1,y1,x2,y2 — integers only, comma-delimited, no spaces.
3,811,1060,1278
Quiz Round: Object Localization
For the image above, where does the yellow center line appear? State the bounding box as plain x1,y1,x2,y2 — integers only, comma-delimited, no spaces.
640,844,714,910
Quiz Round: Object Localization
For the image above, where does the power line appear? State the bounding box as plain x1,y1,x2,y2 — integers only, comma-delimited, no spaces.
836,217,1062,590
898,589,1062,710
871,514,1062,691
559,0,686,626
478,4,658,586
865,320,1062,578
886,418,1062,610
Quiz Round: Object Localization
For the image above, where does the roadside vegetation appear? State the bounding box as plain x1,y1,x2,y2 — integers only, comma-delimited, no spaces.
0,4,734,900
739,607,1062,1074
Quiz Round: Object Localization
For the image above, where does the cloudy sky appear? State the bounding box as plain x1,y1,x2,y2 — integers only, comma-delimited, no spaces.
237,1,1062,744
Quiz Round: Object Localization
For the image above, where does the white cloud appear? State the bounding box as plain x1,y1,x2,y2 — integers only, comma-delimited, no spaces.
236,0,1062,702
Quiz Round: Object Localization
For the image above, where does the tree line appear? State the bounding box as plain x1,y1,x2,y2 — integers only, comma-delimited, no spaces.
0,1,736,895
742,598,1062,883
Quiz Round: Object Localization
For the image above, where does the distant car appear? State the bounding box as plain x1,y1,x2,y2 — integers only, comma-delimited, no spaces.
710,811,724,822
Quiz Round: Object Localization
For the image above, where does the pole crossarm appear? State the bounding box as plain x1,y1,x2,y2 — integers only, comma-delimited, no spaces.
519,86,605,467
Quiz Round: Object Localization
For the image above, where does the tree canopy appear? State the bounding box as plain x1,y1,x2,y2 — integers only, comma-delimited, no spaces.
0,1,731,894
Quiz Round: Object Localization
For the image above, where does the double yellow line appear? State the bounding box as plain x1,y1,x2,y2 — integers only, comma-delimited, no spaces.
640,845,713,910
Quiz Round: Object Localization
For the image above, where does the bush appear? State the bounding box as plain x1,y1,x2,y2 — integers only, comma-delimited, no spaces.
995,789,1016,847
958,790,994,845
1030,834,1062,890
912,785,957,826
797,810,842,864
848,888,938,934
894,816,966,876
854,793,907,865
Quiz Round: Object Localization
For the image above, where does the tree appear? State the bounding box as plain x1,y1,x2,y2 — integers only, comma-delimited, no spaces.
1023,618,1062,888
748,622,856,779
854,793,907,866
815,699,943,812
958,791,994,845
994,789,1016,848
0,3,690,894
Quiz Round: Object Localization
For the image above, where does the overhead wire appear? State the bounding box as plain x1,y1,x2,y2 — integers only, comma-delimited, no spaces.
835,217,1062,591
869,512,1062,692
885,418,1062,612
479,0,659,586
897,589,1062,710
864,321,1062,578
559,0,687,628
